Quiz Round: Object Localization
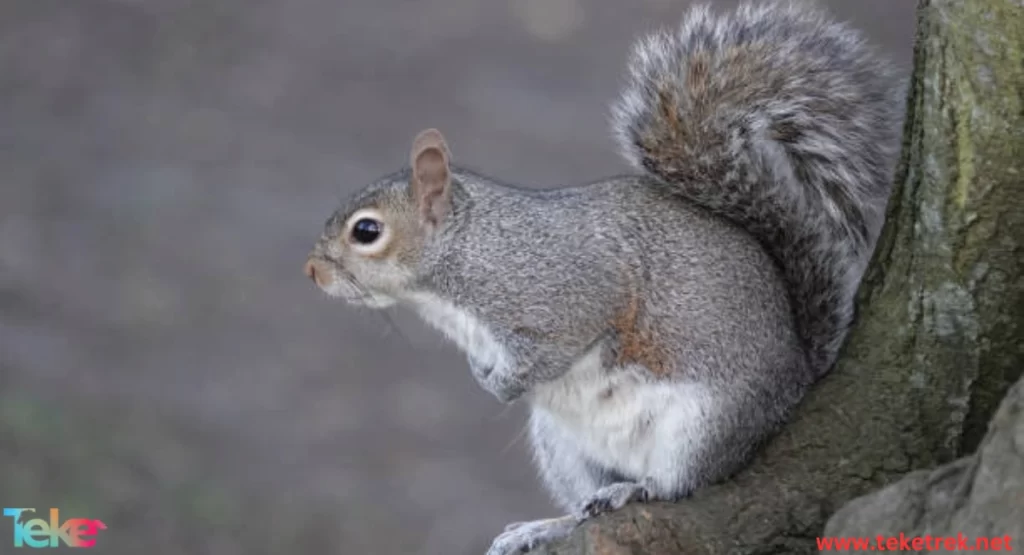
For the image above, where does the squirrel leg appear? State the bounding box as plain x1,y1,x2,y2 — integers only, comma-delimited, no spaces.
484,409,615,555
528,406,621,509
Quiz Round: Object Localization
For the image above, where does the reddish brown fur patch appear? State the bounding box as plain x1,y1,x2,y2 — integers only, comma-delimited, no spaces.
611,294,670,376
640,47,778,185
638,84,685,175
640,51,718,181
687,50,711,95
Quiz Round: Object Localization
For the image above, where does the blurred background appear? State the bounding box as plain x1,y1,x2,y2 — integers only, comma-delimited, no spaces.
0,0,915,553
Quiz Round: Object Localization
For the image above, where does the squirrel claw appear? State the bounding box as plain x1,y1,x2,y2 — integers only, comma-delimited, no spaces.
576,481,651,520
468,356,528,404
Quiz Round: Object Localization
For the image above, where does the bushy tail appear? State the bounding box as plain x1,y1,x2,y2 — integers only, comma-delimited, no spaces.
612,1,905,374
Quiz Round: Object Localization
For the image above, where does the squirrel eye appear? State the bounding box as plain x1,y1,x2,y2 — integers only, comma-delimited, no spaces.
344,208,390,255
351,218,383,244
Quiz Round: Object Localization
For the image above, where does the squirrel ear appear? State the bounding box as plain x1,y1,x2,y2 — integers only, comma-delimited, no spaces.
409,128,452,227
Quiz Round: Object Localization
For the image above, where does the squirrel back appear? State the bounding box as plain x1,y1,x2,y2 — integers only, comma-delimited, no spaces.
612,0,905,374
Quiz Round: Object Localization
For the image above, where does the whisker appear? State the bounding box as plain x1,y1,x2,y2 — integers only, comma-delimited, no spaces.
343,274,412,347
375,308,412,346
490,402,517,422
500,419,531,456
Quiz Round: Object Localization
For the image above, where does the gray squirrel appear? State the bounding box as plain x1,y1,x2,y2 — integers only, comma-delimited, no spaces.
303,1,905,553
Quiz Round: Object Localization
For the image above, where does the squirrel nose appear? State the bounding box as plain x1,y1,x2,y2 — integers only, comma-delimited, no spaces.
303,259,318,283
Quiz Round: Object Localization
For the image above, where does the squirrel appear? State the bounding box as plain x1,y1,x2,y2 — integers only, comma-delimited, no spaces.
303,1,905,554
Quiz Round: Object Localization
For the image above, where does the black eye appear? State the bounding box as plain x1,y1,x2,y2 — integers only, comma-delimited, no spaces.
351,218,382,244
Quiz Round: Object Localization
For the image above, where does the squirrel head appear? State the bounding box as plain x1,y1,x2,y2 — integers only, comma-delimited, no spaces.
304,128,456,308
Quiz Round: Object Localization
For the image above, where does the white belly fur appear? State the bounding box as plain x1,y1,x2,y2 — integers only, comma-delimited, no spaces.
531,345,714,488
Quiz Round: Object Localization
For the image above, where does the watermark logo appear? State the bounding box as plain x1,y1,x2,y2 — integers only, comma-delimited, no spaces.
3,509,107,548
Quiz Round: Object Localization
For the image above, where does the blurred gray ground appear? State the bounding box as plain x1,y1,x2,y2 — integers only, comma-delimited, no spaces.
0,0,915,553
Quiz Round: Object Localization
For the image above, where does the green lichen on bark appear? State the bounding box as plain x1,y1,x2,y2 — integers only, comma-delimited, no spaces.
928,0,1024,454
858,0,1024,466
536,1,1024,553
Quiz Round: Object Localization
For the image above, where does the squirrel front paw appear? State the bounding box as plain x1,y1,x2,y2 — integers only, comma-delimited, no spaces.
468,356,527,403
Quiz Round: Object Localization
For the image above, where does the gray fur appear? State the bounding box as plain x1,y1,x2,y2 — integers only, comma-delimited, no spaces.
612,0,905,372
305,2,904,553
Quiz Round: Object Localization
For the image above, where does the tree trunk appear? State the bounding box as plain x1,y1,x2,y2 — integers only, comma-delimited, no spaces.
535,0,1024,553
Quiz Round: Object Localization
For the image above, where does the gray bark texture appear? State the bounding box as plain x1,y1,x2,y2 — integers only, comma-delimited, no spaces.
534,0,1024,553
824,376,1023,548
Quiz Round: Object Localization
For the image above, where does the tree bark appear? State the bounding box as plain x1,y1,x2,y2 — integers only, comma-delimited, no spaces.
824,377,1024,548
535,0,1024,553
